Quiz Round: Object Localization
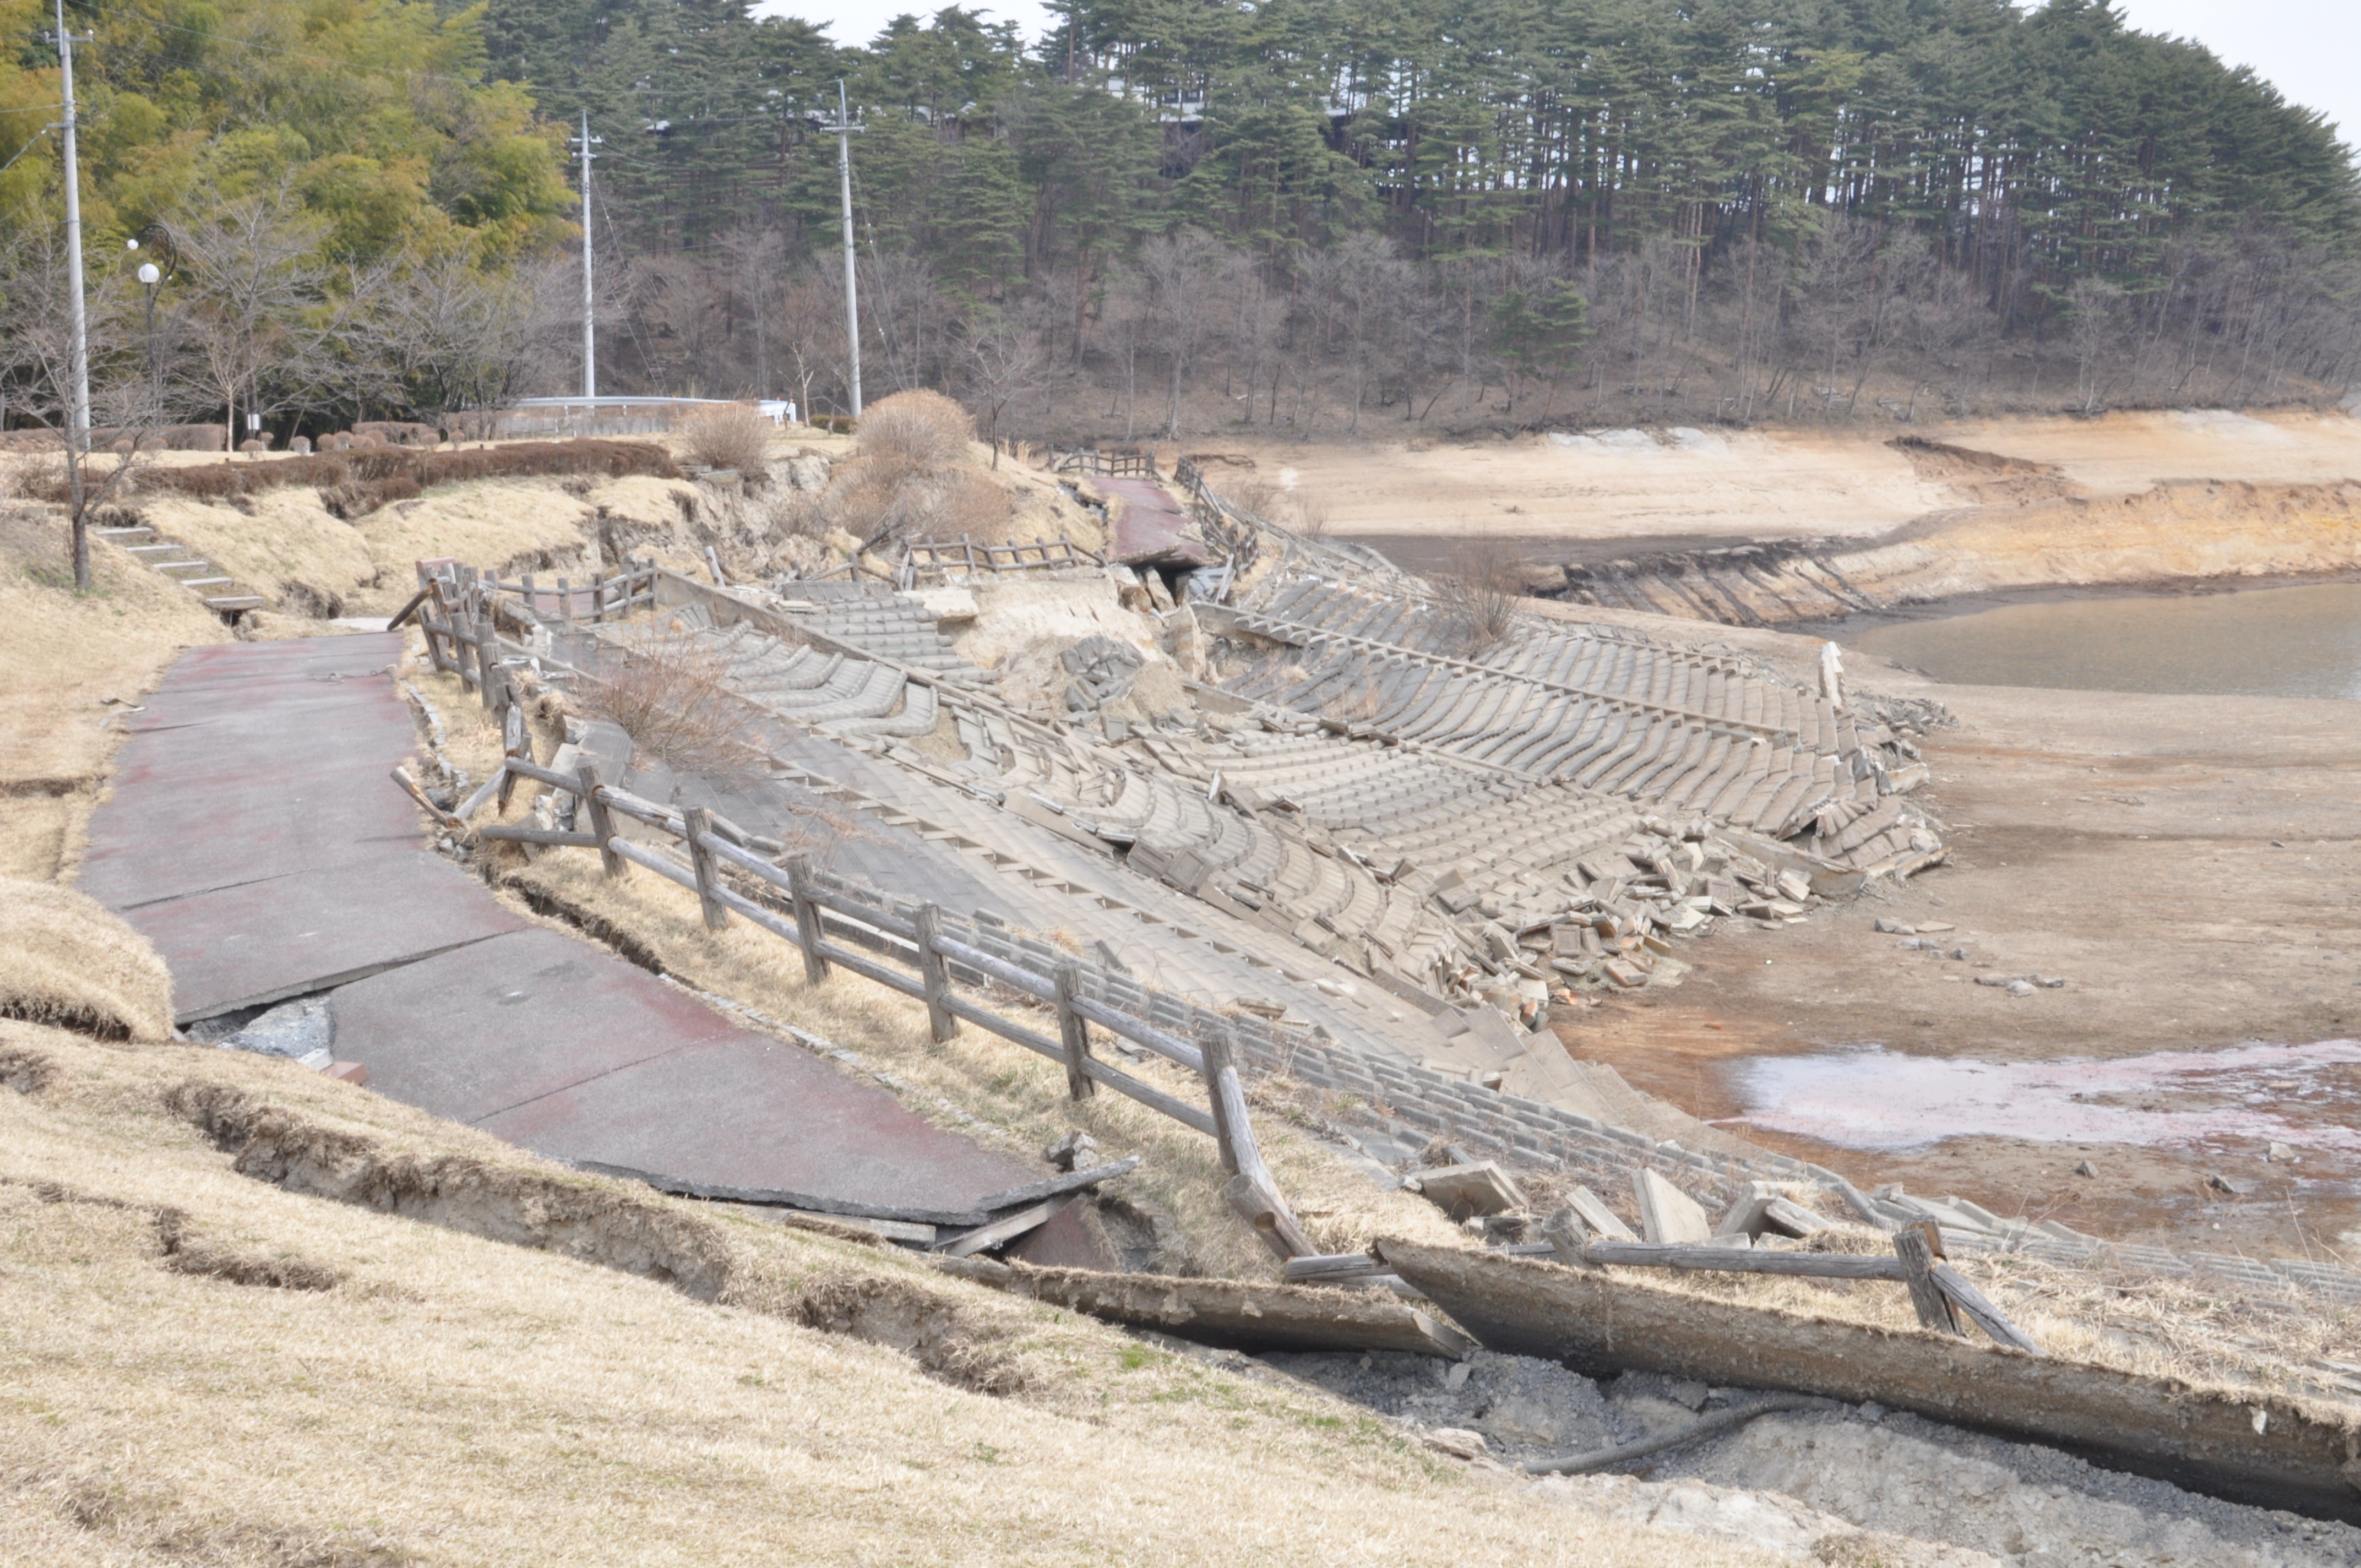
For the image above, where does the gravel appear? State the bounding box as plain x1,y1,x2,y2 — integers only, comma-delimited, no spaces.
1257,1349,2361,1566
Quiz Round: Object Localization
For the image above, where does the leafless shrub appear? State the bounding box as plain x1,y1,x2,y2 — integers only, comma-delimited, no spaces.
824,391,1008,546
1434,534,1530,655
581,628,761,777
855,389,972,471
1292,492,1333,538
1222,476,1280,521
681,403,773,474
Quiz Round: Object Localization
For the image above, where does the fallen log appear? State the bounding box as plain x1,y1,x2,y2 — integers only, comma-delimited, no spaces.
940,1257,1475,1360
1374,1238,2361,1523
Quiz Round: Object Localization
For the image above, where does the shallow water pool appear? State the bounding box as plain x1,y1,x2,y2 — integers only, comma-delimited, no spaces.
1846,581,2361,700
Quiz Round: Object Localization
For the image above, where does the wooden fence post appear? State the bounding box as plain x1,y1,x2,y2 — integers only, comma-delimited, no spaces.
473,613,497,706
914,905,958,1043
579,762,624,880
1054,964,1095,1100
787,856,830,986
1894,1222,1962,1336
1195,1019,1241,1174
557,575,572,624
683,806,728,930
496,688,526,811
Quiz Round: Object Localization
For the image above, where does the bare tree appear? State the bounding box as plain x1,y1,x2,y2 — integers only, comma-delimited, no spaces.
0,231,171,587
958,317,1047,467
168,186,331,451
1138,227,1231,438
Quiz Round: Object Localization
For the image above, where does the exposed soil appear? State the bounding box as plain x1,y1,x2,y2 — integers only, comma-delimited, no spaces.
1558,672,2361,1263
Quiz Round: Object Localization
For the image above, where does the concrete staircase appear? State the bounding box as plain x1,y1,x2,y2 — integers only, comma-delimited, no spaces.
92,522,269,618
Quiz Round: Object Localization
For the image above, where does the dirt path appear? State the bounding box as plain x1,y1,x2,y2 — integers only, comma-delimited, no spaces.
1560,669,2361,1262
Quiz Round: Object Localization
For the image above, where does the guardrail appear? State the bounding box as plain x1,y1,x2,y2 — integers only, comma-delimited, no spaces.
409,746,1313,1258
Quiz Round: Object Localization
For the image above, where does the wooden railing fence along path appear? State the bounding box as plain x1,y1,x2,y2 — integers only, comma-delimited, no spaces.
787,533,1108,590
381,584,1314,1255
1053,449,1157,479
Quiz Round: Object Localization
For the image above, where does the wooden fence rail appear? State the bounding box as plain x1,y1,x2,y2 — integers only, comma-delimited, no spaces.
1053,448,1156,478
414,743,1312,1258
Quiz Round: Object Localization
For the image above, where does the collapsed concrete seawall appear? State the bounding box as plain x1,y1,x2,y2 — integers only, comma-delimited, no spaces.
1549,439,2361,626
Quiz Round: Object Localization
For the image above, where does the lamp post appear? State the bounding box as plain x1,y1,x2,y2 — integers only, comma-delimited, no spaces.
133,242,161,418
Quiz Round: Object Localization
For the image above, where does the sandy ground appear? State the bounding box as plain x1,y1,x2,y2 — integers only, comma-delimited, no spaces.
1189,410,2361,572
1556,654,2361,1265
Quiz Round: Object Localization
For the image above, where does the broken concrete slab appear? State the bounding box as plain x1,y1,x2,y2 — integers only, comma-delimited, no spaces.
331,926,1040,1220
1635,1168,1713,1244
1406,1162,1528,1220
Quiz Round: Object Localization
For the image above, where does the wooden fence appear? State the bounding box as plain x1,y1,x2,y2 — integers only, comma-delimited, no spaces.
1054,448,1157,478
422,747,1311,1257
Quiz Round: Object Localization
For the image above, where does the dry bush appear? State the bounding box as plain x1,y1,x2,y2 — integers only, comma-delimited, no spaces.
581,627,762,777
0,878,175,1041
854,389,973,471
1293,492,1334,538
823,391,1011,546
681,404,774,475
1221,475,1280,522
1435,533,1531,655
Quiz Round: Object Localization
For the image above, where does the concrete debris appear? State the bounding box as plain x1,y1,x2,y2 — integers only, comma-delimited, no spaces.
1634,1168,1713,1244
1404,1162,1527,1220
2072,1161,2097,1178
1421,1426,1491,1460
1044,1130,1100,1172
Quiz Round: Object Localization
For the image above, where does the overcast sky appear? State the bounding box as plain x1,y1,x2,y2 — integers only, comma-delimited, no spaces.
766,0,2359,156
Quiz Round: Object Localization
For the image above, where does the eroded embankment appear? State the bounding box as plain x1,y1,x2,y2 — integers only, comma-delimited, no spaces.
1552,438,2361,625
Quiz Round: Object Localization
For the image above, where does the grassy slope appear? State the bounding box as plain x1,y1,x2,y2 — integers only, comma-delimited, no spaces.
0,1018,1769,1567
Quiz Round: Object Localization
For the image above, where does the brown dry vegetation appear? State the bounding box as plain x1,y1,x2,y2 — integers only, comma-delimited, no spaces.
578,625,763,777
0,879,175,1041
0,1019,1792,1567
0,500,227,881
679,403,775,474
823,390,1014,547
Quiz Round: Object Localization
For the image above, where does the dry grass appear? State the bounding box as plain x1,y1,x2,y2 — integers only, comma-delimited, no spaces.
141,491,379,617
0,1014,1777,1567
578,625,763,778
1434,534,1531,655
0,878,173,1041
0,500,228,880
680,404,775,475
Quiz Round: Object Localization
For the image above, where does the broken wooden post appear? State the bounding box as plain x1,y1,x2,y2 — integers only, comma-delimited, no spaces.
1195,1018,1241,1174
1053,963,1094,1099
787,855,830,985
914,904,959,1043
473,612,497,706
579,761,624,880
1894,1221,1962,1336
683,806,728,930
496,688,526,811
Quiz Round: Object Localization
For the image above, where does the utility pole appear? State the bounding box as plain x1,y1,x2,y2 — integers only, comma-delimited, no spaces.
573,111,601,405
51,0,94,585
830,80,863,417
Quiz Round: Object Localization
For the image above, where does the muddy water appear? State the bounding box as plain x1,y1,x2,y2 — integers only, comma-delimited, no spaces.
1846,582,2361,700
1732,1038,2361,1178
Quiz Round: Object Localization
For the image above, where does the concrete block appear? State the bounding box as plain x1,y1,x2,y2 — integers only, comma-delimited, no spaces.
1634,1167,1712,1244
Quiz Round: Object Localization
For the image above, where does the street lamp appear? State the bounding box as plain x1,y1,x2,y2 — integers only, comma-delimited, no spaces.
136,259,161,414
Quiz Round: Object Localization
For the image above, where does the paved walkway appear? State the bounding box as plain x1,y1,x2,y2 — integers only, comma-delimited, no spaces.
83,635,1037,1219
